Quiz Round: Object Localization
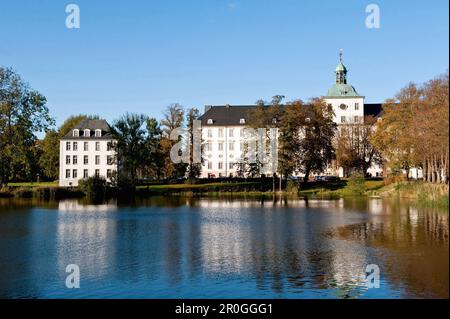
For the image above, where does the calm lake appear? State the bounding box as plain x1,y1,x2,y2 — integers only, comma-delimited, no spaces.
0,196,448,299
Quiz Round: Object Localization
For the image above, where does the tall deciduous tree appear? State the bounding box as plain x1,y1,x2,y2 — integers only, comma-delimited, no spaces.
0,67,54,184
160,103,186,180
112,113,148,184
370,72,449,183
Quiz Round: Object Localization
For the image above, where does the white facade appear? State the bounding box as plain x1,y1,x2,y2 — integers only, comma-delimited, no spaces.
199,55,384,179
324,96,365,125
59,122,118,187
201,126,246,178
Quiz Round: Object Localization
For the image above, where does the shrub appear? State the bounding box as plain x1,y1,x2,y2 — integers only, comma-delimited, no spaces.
347,172,366,195
78,176,107,199
286,180,299,194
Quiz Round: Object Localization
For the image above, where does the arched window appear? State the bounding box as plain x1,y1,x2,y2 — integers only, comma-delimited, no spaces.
73,129,79,137
84,129,90,137
95,129,102,137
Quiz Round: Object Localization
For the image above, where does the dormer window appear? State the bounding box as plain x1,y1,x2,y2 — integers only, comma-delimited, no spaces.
73,129,79,137
239,118,246,124
207,119,213,124
95,129,102,137
84,129,90,137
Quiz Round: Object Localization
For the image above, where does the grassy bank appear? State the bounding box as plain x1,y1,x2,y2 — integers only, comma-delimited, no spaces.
376,182,449,208
137,182,266,195
2,180,448,208
1,184,83,200
296,180,385,197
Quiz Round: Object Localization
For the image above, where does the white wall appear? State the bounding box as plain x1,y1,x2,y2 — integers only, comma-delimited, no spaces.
201,126,246,178
324,97,365,124
59,139,117,187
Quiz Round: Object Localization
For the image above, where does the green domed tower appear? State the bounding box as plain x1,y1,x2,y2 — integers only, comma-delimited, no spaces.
326,50,361,98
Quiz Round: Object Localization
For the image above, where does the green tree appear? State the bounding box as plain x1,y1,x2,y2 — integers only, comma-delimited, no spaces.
0,67,54,184
112,113,148,184
39,114,91,180
143,117,164,180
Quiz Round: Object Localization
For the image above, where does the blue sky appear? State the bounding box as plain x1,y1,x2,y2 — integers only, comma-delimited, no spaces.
0,0,448,128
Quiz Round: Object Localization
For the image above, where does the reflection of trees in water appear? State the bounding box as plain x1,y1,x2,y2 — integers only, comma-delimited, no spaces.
330,200,449,298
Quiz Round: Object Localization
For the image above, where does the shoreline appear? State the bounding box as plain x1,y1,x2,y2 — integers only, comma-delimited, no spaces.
1,180,448,208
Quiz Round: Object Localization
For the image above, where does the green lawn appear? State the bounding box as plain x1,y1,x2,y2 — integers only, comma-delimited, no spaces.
138,182,259,191
298,180,385,196
7,181,59,187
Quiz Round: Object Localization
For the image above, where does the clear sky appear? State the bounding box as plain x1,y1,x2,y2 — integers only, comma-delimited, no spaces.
1,0,448,128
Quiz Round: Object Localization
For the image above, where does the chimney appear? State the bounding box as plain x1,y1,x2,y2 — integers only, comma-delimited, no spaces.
204,105,212,113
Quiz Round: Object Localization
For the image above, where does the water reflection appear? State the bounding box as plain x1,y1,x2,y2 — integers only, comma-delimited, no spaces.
0,196,447,298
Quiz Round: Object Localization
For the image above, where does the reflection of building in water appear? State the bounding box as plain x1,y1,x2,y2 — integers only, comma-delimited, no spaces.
367,198,383,215
327,242,371,298
199,207,250,274
58,199,117,212
56,200,118,280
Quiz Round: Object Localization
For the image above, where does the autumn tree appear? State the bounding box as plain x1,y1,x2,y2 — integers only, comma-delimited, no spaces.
160,103,186,180
370,72,449,183
335,116,382,177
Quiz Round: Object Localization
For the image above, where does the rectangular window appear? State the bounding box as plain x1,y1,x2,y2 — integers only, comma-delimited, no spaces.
107,142,113,151
218,162,223,169
240,128,244,138
95,169,100,177
229,142,234,151
95,142,100,151
107,169,112,178
72,169,77,179
341,116,347,123
66,142,71,151
229,128,234,137
84,155,88,165
354,116,360,123
207,129,212,138
83,169,88,178
65,169,70,178
95,155,100,165
207,161,212,169
73,155,77,165
218,128,223,138
66,155,71,165
84,142,88,151
73,142,78,151
229,162,234,169
107,155,112,165
355,103,359,110
218,142,223,151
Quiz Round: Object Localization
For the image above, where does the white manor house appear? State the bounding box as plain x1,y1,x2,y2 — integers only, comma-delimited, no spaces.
198,56,383,179
59,119,117,187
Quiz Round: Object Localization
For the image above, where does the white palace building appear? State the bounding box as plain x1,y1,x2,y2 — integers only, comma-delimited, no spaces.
198,55,383,179
59,55,385,185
